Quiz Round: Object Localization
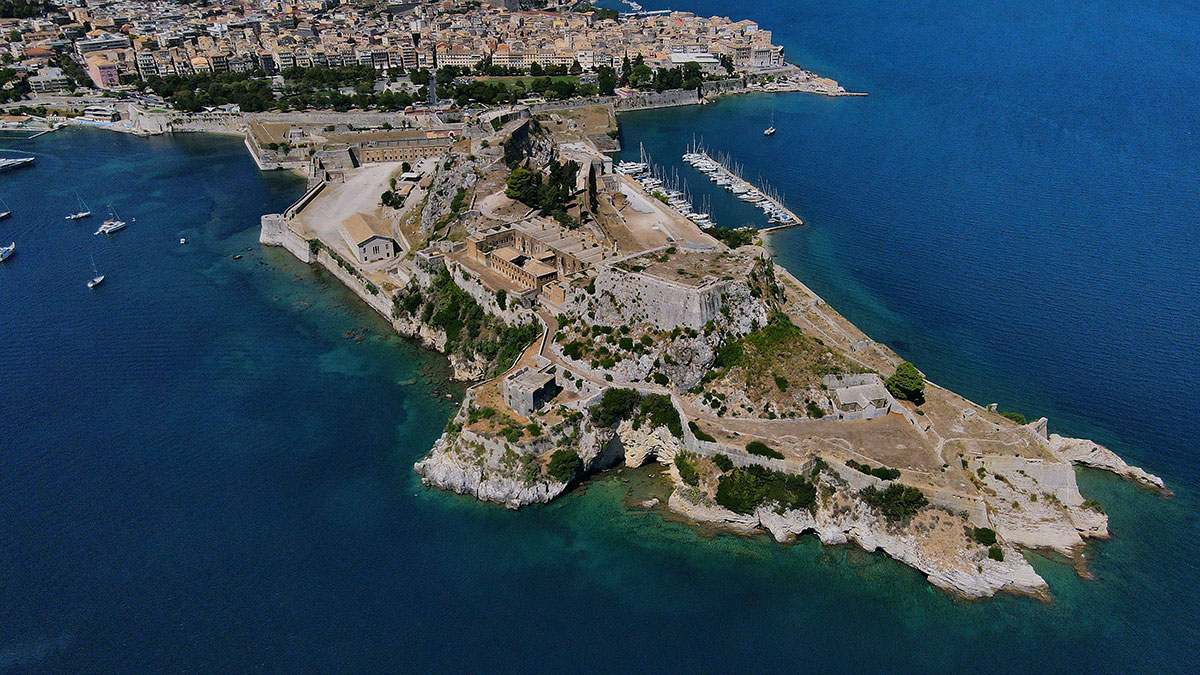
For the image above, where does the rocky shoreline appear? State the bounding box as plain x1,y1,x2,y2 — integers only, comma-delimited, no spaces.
413,401,1166,599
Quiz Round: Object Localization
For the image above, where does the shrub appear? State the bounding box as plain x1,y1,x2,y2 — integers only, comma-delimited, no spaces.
860,483,928,523
846,459,901,481
774,374,789,391
638,393,683,437
674,453,699,486
688,421,716,442
712,454,734,472
972,527,997,546
715,465,815,514
590,389,681,437
988,545,1005,562
590,388,645,428
999,410,1026,425
652,373,669,385
449,187,468,213
805,401,825,419
713,341,744,369
619,336,634,351
495,289,507,309
562,340,587,360
746,441,783,460
885,362,925,403
547,449,581,482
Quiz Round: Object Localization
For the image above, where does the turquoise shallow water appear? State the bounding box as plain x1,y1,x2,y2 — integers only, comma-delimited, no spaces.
2,0,1199,669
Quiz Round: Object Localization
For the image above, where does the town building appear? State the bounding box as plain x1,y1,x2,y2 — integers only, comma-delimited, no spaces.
340,212,398,263
28,67,70,93
84,54,120,88
357,135,456,163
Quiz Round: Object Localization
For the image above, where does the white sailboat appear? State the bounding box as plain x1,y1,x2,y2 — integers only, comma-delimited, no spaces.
763,108,776,136
66,191,92,220
94,204,126,235
87,255,104,288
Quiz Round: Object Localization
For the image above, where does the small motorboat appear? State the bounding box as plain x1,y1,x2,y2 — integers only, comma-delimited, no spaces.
0,241,14,261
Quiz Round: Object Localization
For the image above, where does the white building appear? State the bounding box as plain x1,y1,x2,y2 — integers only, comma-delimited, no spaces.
823,374,896,421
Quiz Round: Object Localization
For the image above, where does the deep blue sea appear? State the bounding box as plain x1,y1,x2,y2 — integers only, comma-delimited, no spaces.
3,0,1199,671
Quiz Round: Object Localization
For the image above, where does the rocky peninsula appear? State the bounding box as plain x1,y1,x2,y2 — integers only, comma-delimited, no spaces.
256,95,1167,600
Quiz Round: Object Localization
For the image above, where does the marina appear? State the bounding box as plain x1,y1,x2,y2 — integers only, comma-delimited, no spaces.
614,140,806,237
682,143,803,228
615,145,719,231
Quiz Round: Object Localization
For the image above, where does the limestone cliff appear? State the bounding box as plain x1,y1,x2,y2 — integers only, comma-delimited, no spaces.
1046,434,1169,493
667,476,1050,599
414,400,687,509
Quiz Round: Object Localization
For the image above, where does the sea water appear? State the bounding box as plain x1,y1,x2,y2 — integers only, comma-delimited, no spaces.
3,0,1200,668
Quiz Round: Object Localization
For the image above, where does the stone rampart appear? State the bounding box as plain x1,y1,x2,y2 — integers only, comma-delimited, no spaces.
259,213,312,263
590,264,730,331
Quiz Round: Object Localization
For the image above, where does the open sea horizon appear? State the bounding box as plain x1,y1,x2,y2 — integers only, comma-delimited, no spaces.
2,0,1198,671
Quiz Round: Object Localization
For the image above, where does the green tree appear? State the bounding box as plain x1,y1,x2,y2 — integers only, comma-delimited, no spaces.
596,64,617,95
860,483,928,522
629,64,654,89
409,68,430,86
505,166,542,205
547,449,582,482
885,361,925,403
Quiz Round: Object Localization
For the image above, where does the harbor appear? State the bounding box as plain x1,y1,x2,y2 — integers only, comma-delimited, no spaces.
681,144,803,228
615,145,720,233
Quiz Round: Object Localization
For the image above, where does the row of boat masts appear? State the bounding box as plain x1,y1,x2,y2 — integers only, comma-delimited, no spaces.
681,141,797,226
614,143,719,229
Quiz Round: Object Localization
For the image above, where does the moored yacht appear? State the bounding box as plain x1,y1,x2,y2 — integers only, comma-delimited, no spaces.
94,205,126,235
0,157,34,172
0,241,13,261
66,191,92,220
87,255,104,288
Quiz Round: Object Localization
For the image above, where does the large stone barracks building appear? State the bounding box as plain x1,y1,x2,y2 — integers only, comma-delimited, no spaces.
464,220,610,292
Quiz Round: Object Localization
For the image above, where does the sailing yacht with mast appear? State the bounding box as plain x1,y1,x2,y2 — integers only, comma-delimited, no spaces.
763,108,776,136
94,204,126,235
0,195,11,220
87,255,104,288
66,191,92,220
0,242,14,261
